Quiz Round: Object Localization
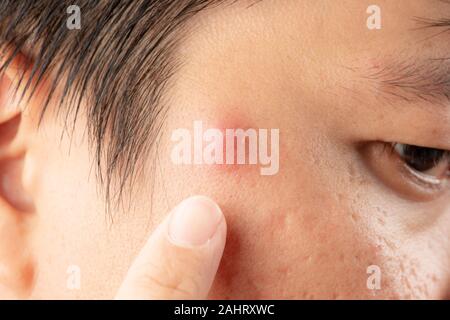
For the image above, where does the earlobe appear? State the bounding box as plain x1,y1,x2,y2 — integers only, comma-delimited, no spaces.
0,203,35,299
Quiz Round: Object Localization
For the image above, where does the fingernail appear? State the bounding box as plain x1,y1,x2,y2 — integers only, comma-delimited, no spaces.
168,196,223,247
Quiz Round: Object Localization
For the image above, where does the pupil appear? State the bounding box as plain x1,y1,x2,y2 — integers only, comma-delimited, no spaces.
401,145,445,172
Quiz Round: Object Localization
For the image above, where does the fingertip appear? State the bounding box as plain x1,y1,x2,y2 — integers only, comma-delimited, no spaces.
116,195,227,299
168,195,225,248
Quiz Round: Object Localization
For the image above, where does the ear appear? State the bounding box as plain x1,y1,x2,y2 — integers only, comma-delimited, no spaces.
0,50,37,299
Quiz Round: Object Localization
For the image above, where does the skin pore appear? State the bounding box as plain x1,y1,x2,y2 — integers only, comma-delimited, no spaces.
0,0,449,299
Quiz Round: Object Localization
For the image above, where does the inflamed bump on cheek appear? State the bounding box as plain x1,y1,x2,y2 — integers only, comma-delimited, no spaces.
170,116,280,176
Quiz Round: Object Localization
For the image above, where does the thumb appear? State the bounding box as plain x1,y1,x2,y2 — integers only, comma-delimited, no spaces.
115,196,227,300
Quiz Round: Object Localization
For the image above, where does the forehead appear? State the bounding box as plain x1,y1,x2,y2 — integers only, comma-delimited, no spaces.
172,0,450,143
189,0,450,51
179,0,450,98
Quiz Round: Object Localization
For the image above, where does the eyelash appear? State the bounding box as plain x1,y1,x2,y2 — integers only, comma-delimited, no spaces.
385,142,450,191
362,142,449,201
387,142,449,182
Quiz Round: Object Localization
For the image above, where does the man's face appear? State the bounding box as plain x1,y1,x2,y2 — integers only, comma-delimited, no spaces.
27,0,449,299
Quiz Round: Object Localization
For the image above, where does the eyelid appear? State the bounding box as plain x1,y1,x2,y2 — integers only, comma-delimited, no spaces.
404,164,443,186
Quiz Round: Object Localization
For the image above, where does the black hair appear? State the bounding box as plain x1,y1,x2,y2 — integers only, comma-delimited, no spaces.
0,0,225,210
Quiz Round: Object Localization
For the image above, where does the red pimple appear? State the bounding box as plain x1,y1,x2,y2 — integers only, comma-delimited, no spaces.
205,111,259,174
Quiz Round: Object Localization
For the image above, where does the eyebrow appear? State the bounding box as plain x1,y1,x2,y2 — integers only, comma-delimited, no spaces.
361,14,450,107
363,56,450,106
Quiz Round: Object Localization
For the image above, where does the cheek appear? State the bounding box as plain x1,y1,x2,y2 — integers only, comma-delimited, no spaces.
203,159,432,300
165,114,381,298
163,109,446,299
209,189,445,299
208,195,385,299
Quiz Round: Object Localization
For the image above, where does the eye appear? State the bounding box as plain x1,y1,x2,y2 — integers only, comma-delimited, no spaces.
392,143,449,181
362,142,450,201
